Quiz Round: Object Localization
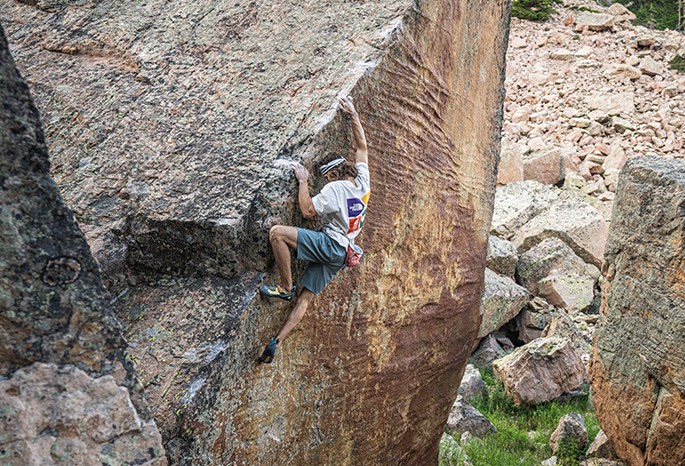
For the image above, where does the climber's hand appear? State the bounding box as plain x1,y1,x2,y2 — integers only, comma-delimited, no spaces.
292,162,309,183
338,96,356,115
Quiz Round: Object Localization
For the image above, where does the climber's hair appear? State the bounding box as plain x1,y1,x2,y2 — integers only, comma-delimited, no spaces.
319,153,358,181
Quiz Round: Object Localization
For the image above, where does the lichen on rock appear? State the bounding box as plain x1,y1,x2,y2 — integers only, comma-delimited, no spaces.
591,157,685,466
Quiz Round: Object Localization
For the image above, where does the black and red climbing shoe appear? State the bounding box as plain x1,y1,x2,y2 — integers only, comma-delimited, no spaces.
259,337,280,363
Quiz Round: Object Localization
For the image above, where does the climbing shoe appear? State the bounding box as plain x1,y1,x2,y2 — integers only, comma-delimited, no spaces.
259,337,280,363
258,283,296,301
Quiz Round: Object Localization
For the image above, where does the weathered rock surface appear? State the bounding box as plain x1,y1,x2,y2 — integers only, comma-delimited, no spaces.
486,234,518,278
0,363,165,466
575,11,615,31
498,138,524,186
479,268,530,338
1,0,511,463
586,92,635,116
581,459,627,466
490,180,561,238
602,64,641,82
550,413,588,455
591,157,685,466
458,364,487,402
445,399,496,439
516,237,600,298
542,310,593,364
587,430,620,461
512,193,609,269
516,299,555,344
469,334,509,369
522,146,575,186
493,337,587,405
0,23,165,463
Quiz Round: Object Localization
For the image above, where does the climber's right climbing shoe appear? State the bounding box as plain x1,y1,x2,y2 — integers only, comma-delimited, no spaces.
258,283,296,301
259,337,280,363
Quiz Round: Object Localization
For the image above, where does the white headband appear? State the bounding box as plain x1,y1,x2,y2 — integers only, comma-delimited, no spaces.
319,158,346,175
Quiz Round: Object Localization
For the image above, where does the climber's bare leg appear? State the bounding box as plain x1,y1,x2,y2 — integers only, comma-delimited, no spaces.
269,225,298,290
274,289,315,346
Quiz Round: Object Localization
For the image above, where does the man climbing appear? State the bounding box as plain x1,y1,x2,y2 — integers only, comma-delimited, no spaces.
258,96,370,363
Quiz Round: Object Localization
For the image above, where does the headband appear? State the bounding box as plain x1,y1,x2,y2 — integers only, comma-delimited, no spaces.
319,158,346,175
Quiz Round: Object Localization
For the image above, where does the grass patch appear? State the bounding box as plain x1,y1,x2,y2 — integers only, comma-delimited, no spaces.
440,367,600,466
511,0,563,22
568,5,600,13
670,55,685,74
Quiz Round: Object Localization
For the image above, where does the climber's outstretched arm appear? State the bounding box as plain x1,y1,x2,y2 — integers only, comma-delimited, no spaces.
338,96,368,165
293,163,317,218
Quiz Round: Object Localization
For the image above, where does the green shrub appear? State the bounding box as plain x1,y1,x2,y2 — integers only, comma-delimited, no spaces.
438,367,601,466
670,55,685,73
556,437,582,466
511,0,563,22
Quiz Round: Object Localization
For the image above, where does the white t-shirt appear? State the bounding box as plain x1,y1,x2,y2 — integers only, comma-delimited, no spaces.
312,162,370,249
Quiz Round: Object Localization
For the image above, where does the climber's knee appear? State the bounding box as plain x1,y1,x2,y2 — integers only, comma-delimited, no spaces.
269,225,298,249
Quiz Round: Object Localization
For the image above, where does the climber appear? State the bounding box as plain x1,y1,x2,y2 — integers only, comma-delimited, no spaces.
258,95,370,363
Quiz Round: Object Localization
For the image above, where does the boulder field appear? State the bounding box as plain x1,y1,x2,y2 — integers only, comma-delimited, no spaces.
1,0,511,464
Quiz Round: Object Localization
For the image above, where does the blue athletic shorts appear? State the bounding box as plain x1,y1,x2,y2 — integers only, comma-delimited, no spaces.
296,228,346,295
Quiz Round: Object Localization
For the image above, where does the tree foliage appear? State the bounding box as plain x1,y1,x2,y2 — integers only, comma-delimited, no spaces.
511,0,563,22
617,0,685,31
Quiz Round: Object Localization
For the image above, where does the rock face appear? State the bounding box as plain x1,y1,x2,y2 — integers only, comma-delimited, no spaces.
1,0,511,464
587,430,620,462
550,413,588,455
512,193,609,269
591,157,685,466
479,268,530,338
493,337,587,406
490,180,560,237
0,363,165,466
487,234,518,278
517,237,599,296
458,364,487,402
0,24,165,464
445,399,496,439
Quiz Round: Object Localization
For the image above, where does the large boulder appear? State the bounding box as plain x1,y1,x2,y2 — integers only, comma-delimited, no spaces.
458,364,487,402
0,24,165,464
479,268,530,338
487,234,518,278
591,157,685,466
445,399,496,439
587,92,635,116
587,430,620,461
2,0,511,463
512,193,609,269
490,180,561,238
522,146,575,186
516,237,600,314
550,413,588,455
542,311,593,363
0,364,165,466
498,138,524,186
493,337,587,405
517,237,599,294
575,11,615,31
516,297,555,344
469,334,509,369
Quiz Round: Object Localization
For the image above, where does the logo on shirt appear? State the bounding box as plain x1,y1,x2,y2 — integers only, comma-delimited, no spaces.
347,193,369,234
